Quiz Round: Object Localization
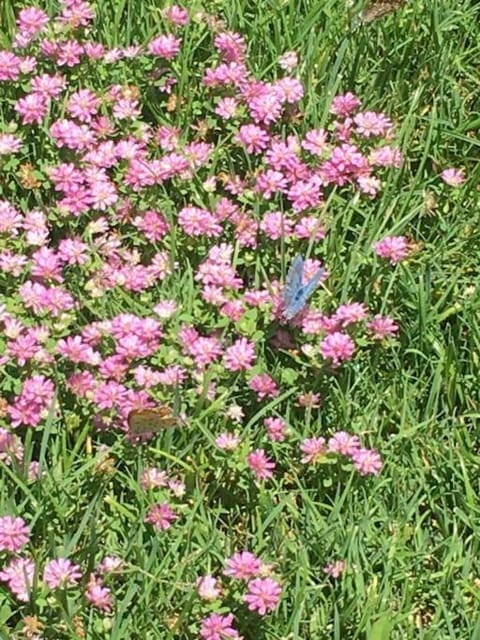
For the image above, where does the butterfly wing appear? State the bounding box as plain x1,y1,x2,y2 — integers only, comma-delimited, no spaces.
128,408,178,434
283,289,308,319
283,255,304,310
283,265,325,320
303,267,325,300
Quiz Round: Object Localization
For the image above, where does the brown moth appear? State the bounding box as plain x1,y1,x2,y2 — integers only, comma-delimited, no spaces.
128,407,178,434
361,0,407,22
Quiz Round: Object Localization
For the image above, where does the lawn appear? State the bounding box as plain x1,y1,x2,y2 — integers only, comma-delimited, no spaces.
0,1,479,638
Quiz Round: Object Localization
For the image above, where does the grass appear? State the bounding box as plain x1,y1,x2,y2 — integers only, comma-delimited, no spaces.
0,0,480,638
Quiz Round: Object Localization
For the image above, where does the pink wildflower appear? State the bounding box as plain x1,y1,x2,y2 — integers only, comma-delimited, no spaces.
265,134,302,168
7,332,41,366
327,432,360,456
0,51,22,81
0,134,22,155
22,209,48,245
260,210,293,239
0,202,23,235
357,175,381,196
88,177,118,210
134,210,169,241
0,516,30,552
215,97,239,119
0,429,23,465
197,575,222,601
67,88,100,122
354,111,392,137
58,1,95,28
156,365,186,386
140,468,168,490
278,51,298,70
66,371,96,397
148,35,180,59
161,5,189,26
112,97,140,120
264,417,288,442
28,461,40,482
287,176,322,212
57,237,89,265
248,88,283,124
320,143,369,186
31,73,66,98
223,338,256,371
215,31,246,63
178,206,222,237
199,288,225,309
203,61,249,88
373,235,410,264
15,93,49,125
31,246,63,282
247,449,276,481
220,300,245,321
367,314,399,339
0,557,35,601
43,558,82,589
302,128,329,155
294,216,326,240
300,437,327,464
235,124,270,153
97,556,123,574
189,336,223,369
155,125,180,150
17,7,49,38
351,448,382,475
8,374,56,428
145,503,178,531
56,40,84,67
319,332,355,364
249,374,279,399
369,146,402,168
275,77,304,103
20,57,37,75
256,172,288,199
224,551,262,580
132,365,160,388
57,336,99,365
85,574,113,612
200,612,242,640
215,433,241,451
244,577,282,615
168,478,186,497
441,167,465,186
330,92,361,116
324,560,346,579
153,299,177,319
334,303,368,327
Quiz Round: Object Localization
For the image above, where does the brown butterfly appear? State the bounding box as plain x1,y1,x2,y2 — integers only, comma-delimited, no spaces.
128,407,179,434
361,0,407,22
19,163,42,190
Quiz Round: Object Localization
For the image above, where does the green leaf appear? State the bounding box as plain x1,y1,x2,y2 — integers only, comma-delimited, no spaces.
368,615,394,640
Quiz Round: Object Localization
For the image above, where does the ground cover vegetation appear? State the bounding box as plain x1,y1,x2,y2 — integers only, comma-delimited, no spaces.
0,0,479,638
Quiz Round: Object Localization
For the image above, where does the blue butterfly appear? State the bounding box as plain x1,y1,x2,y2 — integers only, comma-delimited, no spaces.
282,255,325,320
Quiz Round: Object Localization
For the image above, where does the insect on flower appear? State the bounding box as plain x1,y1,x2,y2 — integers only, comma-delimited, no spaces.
128,407,179,434
282,255,325,320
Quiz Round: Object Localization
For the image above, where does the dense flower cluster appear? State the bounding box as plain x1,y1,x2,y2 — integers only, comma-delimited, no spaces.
0,513,119,606
197,551,282,637
0,2,398,441
0,0,421,632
